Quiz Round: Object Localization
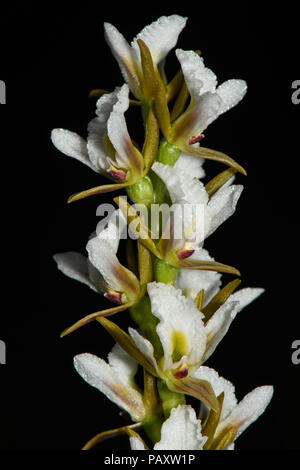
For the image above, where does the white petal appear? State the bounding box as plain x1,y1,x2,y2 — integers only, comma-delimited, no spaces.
225,443,235,450
87,260,106,293
229,287,265,312
151,161,208,204
86,237,125,293
108,343,139,388
151,161,184,202
107,84,137,170
151,164,210,248
51,129,97,171
133,15,187,65
175,248,222,304
203,300,241,362
130,437,146,450
73,353,145,421
216,79,247,116
104,23,140,96
176,49,217,102
203,287,264,362
216,386,274,440
191,366,237,420
128,327,159,374
178,175,208,206
87,88,121,173
147,283,206,371
53,252,98,292
174,152,206,180
206,184,243,238
97,209,127,253
154,405,207,450
86,118,110,173
192,91,223,133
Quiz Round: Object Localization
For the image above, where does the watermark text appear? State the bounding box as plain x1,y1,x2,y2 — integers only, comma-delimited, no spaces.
291,339,300,365
0,339,6,364
95,198,206,246
291,80,300,105
0,80,6,104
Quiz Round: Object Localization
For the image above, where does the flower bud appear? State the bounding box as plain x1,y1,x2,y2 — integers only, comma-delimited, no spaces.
126,176,154,206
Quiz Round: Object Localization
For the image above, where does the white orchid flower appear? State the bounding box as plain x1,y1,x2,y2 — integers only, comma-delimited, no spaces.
170,49,247,155
193,366,274,450
54,209,142,335
130,404,207,450
151,160,243,258
113,281,263,411
104,15,187,101
74,344,146,422
130,369,273,450
51,85,145,202
114,194,241,276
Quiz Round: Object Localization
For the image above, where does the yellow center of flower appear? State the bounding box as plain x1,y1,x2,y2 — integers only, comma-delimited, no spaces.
171,330,188,363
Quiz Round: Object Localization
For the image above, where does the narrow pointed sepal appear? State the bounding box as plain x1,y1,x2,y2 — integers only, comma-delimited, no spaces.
60,303,134,337
137,39,157,102
181,144,247,176
167,376,219,412
82,423,142,450
98,317,159,377
67,182,129,203
205,168,238,197
166,69,184,103
169,254,241,276
194,289,204,311
203,392,225,450
202,278,242,323
210,426,238,450
142,106,160,174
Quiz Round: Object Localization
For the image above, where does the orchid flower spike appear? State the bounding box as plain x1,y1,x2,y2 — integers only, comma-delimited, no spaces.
104,15,187,102
74,344,146,423
54,210,144,336
130,404,208,450
51,85,158,204
52,12,273,451
193,366,274,450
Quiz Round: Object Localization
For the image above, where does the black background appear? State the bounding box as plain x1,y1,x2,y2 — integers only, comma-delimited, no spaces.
0,0,299,452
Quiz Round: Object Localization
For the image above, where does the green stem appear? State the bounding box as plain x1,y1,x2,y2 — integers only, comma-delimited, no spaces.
143,414,164,444
157,379,185,418
151,140,181,205
142,369,164,444
153,257,179,285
